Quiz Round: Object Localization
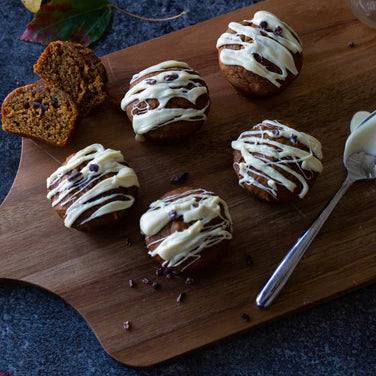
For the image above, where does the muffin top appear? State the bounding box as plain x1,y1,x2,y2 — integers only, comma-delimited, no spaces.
140,187,232,271
216,11,302,88
231,120,323,200
120,60,209,139
47,143,139,228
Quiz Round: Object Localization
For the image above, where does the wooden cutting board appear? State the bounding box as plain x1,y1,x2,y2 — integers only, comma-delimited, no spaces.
1,0,376,367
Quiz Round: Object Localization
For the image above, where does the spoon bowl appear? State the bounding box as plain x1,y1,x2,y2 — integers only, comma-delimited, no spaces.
346,151,376,180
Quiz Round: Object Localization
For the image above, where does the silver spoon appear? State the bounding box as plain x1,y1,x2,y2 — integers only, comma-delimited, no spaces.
256,150,376,308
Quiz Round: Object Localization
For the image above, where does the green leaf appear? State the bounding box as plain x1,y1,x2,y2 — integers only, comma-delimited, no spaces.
20,0,111,46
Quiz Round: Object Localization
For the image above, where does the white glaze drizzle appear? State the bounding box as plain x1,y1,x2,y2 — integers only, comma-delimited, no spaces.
216,11,302,87
344,111,376,165
120,60,209,137
47,143,139,228
140,188,232,270
231,120,323,199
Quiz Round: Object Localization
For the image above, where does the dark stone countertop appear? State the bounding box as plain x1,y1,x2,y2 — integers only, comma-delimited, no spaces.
0,1,375,375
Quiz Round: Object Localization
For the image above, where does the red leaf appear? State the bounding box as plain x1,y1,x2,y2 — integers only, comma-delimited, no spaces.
20,0,111,46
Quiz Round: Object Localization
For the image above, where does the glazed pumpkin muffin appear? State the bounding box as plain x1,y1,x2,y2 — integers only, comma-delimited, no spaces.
140,186,233,274
231,120,323,202
1,83,78,146
216,11,303,97
34,41,107,115
121,60,210,143
47,143,139,231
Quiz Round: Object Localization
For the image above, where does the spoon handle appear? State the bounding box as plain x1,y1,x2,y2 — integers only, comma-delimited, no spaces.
256,176,354,308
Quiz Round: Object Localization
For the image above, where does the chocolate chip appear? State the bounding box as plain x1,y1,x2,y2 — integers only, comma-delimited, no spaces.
170,172,188,184
155,268,163,276
67,171,82,181
145,78,157,85
348,41,355,48
273,26,283,36
163,267,171,275
164,73,179,81
128,279,136,288
123,321,131,330
290,134,298,144
245,254,253,267
253,54,264,65
125,238,132,247
168,210,177,220
259,21,268,29
185,277,195,285
152,282,161,290
241,313,250,322
162,268,173,278
89,163,99,172
142,278,150,284
272,129,280,136
177,292,186,303
50,96,59,108
179,172,188,182
33,101,47,111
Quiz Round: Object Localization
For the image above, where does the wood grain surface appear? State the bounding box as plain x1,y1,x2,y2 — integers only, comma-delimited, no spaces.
1,0,376,367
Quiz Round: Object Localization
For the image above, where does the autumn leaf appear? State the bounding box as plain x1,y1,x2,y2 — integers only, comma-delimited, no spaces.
20,0,42,13
20,0,111,46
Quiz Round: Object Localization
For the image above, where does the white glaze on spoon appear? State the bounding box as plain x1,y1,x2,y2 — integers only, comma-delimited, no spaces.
344,110,376,165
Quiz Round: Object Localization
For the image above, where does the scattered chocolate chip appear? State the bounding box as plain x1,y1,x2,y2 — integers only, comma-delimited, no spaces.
272,129,280,136
33,101,47,111
128,279,136,288
50,96,59,108
185,277,195,285
125,238,132,247
163,267,171,275
123,321,131,330
170,172,189,184
162,268,173,278
155,268,163,276
241,313,250,322
177,292,186,303
89,163,99,172
290,134,298,144
164,73,179,81
152,282,161,290
145,78,157,85
68,171,82,181
168,210,177,220
245,254,253,267
273,26,283,36
259,21,268,30
348,41,355,48
142,278,150,284
180,172,189,182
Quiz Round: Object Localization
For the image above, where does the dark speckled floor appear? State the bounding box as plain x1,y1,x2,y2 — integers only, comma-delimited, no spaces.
0,1,376,375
